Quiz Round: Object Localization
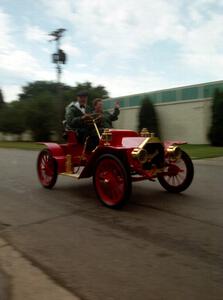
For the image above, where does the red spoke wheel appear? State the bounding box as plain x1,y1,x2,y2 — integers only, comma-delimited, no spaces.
37,149,57,189
158,150,194,193
93,155,131,208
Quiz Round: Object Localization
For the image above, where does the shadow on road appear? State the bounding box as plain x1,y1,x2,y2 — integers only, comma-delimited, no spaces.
44,177,193,216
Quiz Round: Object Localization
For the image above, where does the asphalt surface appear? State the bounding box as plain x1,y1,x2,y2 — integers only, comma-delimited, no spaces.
0,148,223,300
0,269,9,300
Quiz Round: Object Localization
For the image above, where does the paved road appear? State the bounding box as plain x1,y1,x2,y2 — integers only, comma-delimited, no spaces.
0,270,9,300
0,148,223,300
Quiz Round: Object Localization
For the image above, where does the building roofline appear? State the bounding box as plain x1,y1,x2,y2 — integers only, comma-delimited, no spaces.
104,79,223,101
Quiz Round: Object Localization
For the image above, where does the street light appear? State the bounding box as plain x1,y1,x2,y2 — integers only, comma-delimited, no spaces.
49,28,67,83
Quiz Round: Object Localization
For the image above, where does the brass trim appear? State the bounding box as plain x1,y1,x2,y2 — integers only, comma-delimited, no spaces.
101,128,112,146
60,166,85,179
138,136,161,150
131,148,148,163
92,119,101,139
138,137,150,149
140,128,157,139
166,145,182,160
140,128,150,137
60,172,80,179
79,136,89,160
131,135,161,163
65,154,72,174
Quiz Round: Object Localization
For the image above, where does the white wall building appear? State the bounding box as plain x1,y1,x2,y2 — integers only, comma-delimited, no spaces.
104,80,223,144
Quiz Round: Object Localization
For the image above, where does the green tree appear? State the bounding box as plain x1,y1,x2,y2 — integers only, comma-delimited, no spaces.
24,94,55,141
208,89,223,146
0,101,26,134
71,81,109,108
138,96,160,136
19,81,66,100
19,81,73,140
19,81,109,140
0,80,109,141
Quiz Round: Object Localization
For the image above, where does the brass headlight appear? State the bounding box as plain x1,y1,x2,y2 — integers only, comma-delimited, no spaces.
166,146,181,160
131,148,148,163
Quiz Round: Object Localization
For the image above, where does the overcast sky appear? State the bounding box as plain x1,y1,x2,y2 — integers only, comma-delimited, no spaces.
0,0,223,102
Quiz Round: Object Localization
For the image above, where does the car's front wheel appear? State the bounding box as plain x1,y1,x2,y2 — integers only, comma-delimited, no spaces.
158,150,194,193
93,154,131,208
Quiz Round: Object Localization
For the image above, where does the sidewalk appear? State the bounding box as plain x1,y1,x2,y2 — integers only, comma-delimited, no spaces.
193,156,223,166
0,238,80,300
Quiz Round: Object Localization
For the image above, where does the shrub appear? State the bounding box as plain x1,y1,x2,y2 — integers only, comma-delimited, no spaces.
208,89,223,146
138,96,160,136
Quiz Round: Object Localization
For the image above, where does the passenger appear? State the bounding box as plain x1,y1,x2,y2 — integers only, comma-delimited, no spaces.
93,98,120,128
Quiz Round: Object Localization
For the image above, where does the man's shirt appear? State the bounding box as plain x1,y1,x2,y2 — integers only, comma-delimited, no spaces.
74,101,86,114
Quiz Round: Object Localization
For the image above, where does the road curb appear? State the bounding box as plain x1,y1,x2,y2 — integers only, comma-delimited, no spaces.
0,238,79,300
193,156,223,166
0,239,10,300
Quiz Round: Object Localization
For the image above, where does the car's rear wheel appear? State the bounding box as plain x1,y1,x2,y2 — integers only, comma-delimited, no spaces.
158,150,194,193
37,149,57,189
93,154,131,208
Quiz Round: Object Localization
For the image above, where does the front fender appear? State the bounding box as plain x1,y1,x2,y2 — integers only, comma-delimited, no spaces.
164,140,187,151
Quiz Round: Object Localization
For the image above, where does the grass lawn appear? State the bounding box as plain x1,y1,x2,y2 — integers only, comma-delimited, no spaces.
0,141,44,151
0,141,223,159
181,144,223,159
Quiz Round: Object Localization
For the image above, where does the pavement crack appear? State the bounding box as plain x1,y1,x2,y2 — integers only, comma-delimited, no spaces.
0,223,11,232
0,210,84,231
0,223,11,227
0,245,8,249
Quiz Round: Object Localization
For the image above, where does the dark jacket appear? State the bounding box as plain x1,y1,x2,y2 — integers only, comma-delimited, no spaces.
65,102,92,143
102,108,120,128
65,102,91,129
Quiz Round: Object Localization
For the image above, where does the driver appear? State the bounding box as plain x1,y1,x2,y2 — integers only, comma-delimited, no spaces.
64,90,93,144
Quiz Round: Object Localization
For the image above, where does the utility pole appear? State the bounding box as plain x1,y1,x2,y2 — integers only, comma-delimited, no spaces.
49,28,67,83
49,28,67,140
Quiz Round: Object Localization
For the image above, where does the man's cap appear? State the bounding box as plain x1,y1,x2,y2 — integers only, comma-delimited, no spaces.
77,90,88,97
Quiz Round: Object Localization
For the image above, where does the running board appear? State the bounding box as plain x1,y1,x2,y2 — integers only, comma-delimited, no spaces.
59,166,85,179
60,172,81,179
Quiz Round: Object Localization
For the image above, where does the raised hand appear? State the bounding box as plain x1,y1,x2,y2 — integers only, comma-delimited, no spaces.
115,101,120,109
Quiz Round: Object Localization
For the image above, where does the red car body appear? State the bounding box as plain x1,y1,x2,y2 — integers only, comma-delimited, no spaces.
37,127,194,208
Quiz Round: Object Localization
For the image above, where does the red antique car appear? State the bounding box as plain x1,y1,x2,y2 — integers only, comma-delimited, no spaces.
37,116,194,208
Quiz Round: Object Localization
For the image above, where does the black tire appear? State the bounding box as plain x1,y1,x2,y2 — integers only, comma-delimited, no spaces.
158,150,194,193
37,149,58,189
93,154,132,208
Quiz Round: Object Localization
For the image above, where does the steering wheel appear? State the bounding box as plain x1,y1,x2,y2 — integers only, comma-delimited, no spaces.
84,113,102,125
83,113,103,138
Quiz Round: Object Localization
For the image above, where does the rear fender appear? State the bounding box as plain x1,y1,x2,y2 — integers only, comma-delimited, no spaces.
38,143,65,173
